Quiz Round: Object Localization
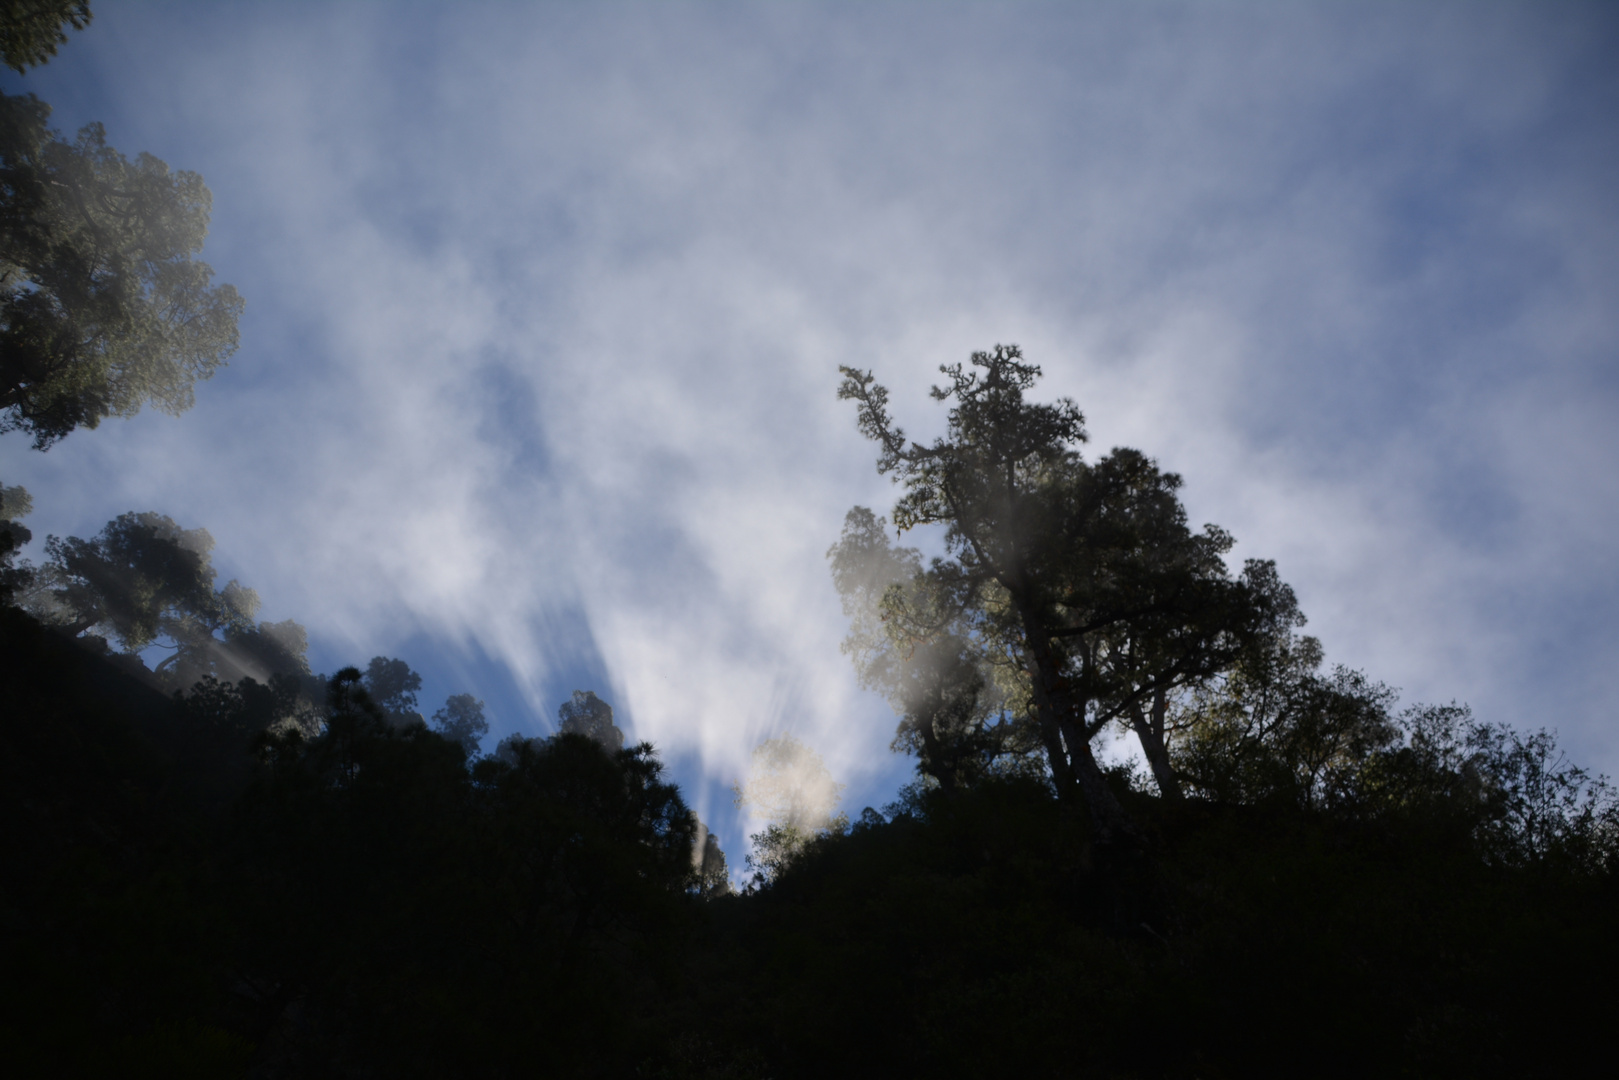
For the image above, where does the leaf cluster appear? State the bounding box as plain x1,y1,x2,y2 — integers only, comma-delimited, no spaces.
0,0,90,74
0,90,241,446
17,509,313,693
835,347,1287,832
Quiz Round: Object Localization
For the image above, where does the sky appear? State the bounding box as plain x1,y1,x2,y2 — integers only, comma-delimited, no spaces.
3,1,1617,867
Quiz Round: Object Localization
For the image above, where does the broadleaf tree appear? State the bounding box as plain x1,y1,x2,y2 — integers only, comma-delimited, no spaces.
21,510,309,688
0,90,242,447
836,345,1285,839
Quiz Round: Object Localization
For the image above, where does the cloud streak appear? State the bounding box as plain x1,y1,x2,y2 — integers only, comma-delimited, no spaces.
4,2,1615,856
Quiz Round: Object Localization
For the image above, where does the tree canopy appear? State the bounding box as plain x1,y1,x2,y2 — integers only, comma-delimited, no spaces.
836,345,1281,838
0,91,242,447
558,687,625,752
18,510,309,690
431,691,489,756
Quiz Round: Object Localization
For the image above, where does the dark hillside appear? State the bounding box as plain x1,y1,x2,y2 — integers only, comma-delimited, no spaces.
0,605,251,1075
2,613,1615,1077
673,781,1617,1079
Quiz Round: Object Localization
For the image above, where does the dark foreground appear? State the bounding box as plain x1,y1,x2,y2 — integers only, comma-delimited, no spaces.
2,607,1612,1078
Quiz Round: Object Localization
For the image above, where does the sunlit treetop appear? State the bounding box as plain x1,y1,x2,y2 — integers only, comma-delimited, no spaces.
0,90,242,448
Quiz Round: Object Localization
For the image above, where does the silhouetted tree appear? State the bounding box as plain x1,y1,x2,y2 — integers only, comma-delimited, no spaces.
839,346,1279,837
178,669,314,740
1168,584,1399,811
431,691,488,756
361,655,424,728
558,687,625,751
690,814,733,897
482,731,699,935
0,90,242,447
1362,703,1619,870
20,510,310,690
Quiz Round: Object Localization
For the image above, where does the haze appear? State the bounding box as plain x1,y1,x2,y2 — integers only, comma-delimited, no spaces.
3,1,1615,862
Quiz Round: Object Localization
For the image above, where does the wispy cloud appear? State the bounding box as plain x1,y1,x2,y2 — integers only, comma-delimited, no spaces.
4,2,1615,858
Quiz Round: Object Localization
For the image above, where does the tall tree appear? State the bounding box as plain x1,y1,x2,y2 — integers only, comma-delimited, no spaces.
0,91,242,447
838,345,1280,838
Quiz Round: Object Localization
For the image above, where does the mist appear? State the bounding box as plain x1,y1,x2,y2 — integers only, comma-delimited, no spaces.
2,1,1615,869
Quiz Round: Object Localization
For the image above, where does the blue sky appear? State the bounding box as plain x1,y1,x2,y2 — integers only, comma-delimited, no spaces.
4,1,1617,865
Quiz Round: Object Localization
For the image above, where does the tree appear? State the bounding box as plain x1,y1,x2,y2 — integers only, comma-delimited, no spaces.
1,91,242,447
689,814,733,897
829,507,1043,793
431,692,488,757
362,655,425,729
838,345,1281,839
28,510,234,642
21,510,309,687
557,688,625,752
0,478,31,601
478,730,699,958
0,1,91,74
1167,587,1400,811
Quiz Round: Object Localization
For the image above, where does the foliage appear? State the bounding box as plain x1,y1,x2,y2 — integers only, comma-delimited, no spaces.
0,0,90,73
1167,606,1619,870
19,509,310,690
360,653,425,727
0,478,30,601
3,589,1615,1077
733,735,847,885
690,816,734,898
0,603,255,1075
0,90,242,447
838,345,1282,837
1168,585,1399,810
558,687,625,751
431,690,488,756
1377,703,1619,871
828,506,1045,793
678,775,1618,1079
233,671,703,1075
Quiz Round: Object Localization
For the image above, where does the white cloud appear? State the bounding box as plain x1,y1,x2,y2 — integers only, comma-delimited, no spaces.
4,2,1616,862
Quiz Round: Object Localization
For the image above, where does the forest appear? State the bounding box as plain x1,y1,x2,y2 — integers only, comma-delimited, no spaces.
3,5,1616,1077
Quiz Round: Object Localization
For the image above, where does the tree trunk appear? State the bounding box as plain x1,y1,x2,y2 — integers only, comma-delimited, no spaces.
915,717,957,795
1059,710,1137,841
1021,614,1136,841
1130,687,1182,801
